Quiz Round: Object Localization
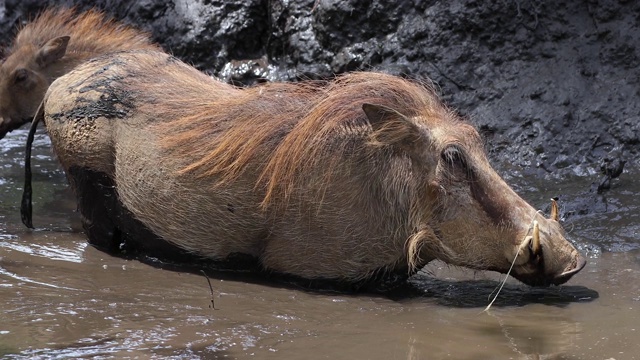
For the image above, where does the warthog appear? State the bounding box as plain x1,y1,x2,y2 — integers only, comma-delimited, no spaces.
0,8,159,140
24,49,585,289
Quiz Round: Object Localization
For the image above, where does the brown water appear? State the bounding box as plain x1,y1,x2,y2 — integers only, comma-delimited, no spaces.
1,128,639,359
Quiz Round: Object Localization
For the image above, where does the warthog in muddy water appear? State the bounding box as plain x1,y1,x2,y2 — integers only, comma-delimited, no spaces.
23,49,585,289
0,8,159,140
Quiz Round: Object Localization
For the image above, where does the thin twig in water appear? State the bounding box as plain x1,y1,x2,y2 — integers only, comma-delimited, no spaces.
201,270,218,310
482,210,543,313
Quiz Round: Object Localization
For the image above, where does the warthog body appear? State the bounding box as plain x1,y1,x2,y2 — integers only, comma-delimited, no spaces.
0,8,159,140
32,49,584,288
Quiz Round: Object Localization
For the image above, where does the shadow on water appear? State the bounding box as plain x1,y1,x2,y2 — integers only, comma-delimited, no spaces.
128,251,600,310
397,276,599,308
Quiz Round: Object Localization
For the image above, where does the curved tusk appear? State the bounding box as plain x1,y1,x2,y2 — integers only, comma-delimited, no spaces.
532,220,541,256
550,198,559,222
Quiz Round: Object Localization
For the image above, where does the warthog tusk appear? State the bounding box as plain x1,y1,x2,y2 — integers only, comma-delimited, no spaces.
532,220,541,256
550,198,559,222
484,211,544,313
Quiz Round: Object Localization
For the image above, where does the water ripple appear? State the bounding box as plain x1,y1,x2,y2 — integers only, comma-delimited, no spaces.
0,266,80,291
0,238,86,263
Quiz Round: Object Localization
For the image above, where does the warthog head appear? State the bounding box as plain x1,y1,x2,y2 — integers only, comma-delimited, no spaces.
363,104,587,286
0,36,69,140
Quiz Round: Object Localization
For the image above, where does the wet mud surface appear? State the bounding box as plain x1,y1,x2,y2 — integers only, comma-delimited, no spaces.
1,128,640,359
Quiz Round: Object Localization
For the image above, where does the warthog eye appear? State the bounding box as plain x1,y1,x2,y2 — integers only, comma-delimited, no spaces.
13,68,29,84
441,146,467,169
440,146,472,181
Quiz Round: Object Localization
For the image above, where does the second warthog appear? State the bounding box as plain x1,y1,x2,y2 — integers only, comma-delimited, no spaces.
0,8,159,140
24,49,585,289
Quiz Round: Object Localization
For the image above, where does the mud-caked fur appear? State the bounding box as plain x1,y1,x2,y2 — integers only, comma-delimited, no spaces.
42,50,585,287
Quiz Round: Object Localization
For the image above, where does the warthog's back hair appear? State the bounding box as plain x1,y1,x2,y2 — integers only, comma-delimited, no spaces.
156,72,456,209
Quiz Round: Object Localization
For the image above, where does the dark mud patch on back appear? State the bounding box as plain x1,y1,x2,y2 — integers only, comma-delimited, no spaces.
49,77,134,122
63,57,127,91
50,93,133,122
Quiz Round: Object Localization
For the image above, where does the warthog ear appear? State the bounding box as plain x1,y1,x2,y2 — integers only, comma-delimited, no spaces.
35,36,70,68
362,103,424,151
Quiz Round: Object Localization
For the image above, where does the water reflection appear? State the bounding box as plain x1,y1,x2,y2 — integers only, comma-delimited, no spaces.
480,309,581,358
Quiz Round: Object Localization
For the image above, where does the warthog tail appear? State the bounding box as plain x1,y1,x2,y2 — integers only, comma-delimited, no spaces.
21,102,44,229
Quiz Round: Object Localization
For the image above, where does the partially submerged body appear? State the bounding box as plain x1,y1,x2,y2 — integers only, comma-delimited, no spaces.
0,8,160,140
30,49,585,288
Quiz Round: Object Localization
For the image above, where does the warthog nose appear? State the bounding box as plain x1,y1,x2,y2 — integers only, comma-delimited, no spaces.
552,253,586,285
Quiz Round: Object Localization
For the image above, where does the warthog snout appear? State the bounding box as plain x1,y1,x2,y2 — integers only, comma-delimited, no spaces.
0,116,32,140
508,203,586,287
512,245,586,287
553,254,587,285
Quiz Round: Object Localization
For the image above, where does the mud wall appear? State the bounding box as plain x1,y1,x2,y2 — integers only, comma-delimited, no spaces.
1,0,638,179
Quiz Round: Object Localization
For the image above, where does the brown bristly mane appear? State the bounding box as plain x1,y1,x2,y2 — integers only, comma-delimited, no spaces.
10,7,159,60
158,72,448,208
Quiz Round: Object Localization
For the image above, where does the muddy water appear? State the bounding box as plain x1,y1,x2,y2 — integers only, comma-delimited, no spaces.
1,128,639,360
